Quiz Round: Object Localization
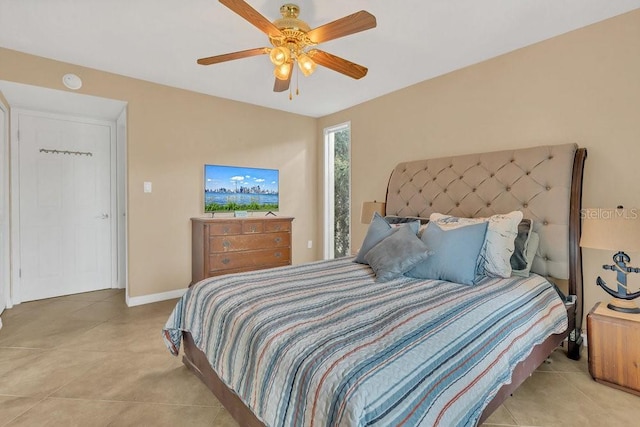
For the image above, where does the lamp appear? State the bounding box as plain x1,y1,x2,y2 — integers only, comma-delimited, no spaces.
580,207,640,313
270,47,317,81
274,61,293,81
269,46,290,66
296,53,317,77
361,201,386,224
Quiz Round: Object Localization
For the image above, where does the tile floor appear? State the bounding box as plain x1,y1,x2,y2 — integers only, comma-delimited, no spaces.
0,289,638,426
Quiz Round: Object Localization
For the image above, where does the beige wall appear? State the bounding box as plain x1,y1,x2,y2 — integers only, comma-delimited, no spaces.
318,10,640,329
3,9,640,319
0,48,318,298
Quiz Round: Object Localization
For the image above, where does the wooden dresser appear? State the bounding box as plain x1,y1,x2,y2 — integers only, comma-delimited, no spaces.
191,217,293,284
587,301,640,396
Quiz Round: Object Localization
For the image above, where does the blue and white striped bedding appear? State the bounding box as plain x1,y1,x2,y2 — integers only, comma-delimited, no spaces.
163,257,567,427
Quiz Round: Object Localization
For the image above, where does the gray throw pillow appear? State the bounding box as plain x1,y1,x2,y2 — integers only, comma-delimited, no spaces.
510,219,532,270
355,212,419,264
512,231,539,277
385,215,429,225
365,226,430,282
406,221,488,285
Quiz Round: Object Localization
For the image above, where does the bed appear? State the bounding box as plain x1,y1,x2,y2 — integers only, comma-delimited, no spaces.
164,143,586,426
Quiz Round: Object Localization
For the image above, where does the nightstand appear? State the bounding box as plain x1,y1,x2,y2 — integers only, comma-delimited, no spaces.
587,302,640,396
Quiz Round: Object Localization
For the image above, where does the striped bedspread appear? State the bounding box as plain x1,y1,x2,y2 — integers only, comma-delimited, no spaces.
163,257,567,427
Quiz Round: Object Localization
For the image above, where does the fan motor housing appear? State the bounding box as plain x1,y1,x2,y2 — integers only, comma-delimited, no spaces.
273,4,310,32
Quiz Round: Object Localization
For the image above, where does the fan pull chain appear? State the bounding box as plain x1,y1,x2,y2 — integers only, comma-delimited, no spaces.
289,64,294,100
289,63,299,100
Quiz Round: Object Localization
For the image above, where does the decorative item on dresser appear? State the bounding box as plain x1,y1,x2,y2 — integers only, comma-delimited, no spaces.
580,207,640,313
587,302,640,396
191,217,293,284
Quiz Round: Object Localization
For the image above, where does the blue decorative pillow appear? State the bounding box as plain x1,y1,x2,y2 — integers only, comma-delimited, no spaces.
406,221,488,285
355,212,419,264
430,211,523,278
365,226,431,282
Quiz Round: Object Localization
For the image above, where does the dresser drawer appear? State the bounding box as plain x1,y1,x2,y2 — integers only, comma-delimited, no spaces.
242,221,264,234
209,248,291,271
210,232,290,252
208,222,242,236
265,220,291,233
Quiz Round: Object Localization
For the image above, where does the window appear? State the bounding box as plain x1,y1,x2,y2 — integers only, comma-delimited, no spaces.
324,123,351,259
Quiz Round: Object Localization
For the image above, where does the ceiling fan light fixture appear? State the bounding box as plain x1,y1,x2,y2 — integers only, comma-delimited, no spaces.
197,1,377,95
296,53,316,77
274,61,293,80
269,46,290,66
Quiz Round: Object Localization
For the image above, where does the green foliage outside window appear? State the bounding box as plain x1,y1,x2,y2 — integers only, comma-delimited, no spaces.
334,129,350,257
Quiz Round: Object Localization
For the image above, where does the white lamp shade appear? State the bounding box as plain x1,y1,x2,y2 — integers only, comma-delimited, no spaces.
361,201,386,224
580,208,640,252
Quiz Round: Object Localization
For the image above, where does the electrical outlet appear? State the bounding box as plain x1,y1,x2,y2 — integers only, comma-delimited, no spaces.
307,240,313,249
144,182,152,193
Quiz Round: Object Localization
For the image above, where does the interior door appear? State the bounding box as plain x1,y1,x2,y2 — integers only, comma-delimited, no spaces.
18,112,112,302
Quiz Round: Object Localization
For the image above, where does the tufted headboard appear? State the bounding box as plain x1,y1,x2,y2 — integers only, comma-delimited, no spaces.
385,143,586,304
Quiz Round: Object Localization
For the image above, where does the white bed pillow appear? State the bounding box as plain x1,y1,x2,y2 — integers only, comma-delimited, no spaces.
430,210,523,278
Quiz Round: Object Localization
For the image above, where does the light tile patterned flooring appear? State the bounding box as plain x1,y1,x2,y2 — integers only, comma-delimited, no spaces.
0,289,638,426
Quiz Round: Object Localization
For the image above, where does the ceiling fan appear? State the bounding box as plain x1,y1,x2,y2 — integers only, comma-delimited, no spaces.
197,0,377,95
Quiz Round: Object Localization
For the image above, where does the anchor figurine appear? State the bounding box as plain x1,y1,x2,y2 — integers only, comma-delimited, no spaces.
596,251,640,313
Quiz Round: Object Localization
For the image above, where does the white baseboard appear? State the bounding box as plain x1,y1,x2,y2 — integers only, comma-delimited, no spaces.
126,288,186,307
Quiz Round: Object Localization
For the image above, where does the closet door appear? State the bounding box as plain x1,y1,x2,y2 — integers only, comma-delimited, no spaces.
17,111,112,301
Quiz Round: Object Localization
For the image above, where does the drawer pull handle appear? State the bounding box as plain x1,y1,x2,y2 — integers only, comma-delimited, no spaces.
249,225,257,232
222,240,231,248
221,258,230,265
223,227,230,234
274,237,282,244
274,252,282,258
274,225,281,231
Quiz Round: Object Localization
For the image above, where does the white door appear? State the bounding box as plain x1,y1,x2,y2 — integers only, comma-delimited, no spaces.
18,112,112,301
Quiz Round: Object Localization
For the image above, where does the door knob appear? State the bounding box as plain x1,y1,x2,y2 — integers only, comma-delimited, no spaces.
97,213,109,219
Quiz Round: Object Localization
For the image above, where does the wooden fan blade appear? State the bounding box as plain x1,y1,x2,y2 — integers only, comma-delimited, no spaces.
197,47,268,65
307,11,376,44
219,0,282,37
308,50,368,79
273,74,291,92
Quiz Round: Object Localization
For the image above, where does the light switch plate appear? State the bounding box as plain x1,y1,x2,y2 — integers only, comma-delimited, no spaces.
144,182,152,193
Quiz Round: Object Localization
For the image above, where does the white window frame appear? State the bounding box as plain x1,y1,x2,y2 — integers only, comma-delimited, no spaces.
323,122,351,259
0,99,10,312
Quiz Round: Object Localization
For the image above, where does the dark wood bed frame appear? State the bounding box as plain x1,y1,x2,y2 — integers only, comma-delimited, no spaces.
181,147,587,426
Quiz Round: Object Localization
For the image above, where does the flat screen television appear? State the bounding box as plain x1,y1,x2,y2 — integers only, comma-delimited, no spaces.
204,164,279,213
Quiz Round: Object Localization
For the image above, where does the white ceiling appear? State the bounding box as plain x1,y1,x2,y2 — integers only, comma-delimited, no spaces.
1,0,639,118
0,80,127,120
